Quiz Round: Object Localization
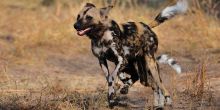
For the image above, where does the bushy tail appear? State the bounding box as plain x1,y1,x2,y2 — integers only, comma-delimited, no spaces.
156,54,182,74
149,0,188,28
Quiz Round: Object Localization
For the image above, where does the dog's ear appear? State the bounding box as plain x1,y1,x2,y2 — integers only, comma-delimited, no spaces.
100,6,113,18
100,0,116,18
85,3,96,8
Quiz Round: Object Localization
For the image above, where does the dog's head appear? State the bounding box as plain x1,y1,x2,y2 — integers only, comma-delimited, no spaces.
73,3,114,37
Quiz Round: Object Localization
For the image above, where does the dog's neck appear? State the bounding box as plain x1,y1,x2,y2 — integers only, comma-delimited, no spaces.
87,20,122,42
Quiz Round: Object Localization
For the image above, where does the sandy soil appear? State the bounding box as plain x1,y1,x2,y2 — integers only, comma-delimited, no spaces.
1,49,219,110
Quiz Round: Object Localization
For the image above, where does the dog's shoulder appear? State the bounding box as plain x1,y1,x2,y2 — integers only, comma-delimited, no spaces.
120,22,155,37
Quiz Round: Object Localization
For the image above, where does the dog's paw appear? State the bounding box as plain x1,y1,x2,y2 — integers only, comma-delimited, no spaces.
165,96,172,106
115,83,121,91
120,86,129,94
108,100,118,109
153,106,164,110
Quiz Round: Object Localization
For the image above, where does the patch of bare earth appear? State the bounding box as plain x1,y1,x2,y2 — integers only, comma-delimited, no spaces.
0,50,220,110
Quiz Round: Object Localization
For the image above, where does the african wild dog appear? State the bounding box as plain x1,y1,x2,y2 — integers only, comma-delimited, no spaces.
73,0,187,109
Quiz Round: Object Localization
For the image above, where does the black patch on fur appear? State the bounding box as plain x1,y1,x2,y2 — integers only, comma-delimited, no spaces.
155,13,168,23
85,3,95,8
122,22,137,36
136,56,149,85
120,85,129,94
121,61,139,84
156,55,162,61
108,82,112,86
83,7,92,15
171,60,177,65
120,78,130,82
140,22,151,30
109,20,122,37
108,93,115,101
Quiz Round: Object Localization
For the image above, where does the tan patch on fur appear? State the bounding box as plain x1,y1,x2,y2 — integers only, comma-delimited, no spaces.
118,23,124,32
136,23,145,36
148,20,160,28
85,8,102,24
145,55,170,97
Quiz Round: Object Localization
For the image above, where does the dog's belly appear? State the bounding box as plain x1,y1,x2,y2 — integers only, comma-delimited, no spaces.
104,49,118,62
92,45,118,62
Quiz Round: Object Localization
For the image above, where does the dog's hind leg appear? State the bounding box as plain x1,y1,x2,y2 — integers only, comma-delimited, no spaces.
118,63,139,94
136,55,166,108
145,54,172,106
152,82,166,109
136,56,151,86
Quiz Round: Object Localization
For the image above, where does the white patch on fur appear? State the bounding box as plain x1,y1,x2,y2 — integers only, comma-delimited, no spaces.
127,79,133,85
165,97,172,105
108,76,113,82
172,64,182,74
154,89,165,107
123,46,130,55
157,54,182,74
158,89,165,107
108,86,114,95
150,37,154,42
119,72,131,80
93,46,102,56
109,100,115,103
101,64,109,77
167,58,175,65
102,30,113,41
119,73,126,79
118,56,123,64
158,54,169,64
161,0,188,19
102,46,108,52
154,91,159,106
92,46,109,57
167,58,182,74
125,73,131,79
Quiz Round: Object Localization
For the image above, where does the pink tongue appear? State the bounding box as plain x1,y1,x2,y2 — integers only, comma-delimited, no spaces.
77,28,91,36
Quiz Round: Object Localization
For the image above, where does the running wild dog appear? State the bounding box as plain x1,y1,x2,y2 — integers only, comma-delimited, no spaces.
73,0,187,109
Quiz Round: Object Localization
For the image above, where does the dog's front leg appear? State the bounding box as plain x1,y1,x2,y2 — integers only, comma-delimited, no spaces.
107,43,123,107
98,57,109,81
98,57,117,108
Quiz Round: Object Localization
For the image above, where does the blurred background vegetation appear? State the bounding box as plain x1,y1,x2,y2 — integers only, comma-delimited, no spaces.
41,0,220,18
0,0,219,59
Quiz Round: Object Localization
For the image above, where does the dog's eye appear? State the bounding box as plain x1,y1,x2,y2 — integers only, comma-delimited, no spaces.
77,15,80,20
86,15,93,21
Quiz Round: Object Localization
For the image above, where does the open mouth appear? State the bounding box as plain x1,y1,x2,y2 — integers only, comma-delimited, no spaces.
77,27,91,36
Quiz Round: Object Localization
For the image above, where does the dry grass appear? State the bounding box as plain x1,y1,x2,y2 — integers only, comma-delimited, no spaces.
0,0,219,109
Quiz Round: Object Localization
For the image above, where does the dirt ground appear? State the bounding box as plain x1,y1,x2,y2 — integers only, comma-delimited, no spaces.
1,48,220,110
0,0,220,110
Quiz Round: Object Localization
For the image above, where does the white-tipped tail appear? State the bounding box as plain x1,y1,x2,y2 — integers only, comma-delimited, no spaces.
149,0,188,28
161,0,188,19
156,54,182,74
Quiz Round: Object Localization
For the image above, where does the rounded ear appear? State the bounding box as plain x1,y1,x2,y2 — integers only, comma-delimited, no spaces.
100,6,113,18
85,3,96,8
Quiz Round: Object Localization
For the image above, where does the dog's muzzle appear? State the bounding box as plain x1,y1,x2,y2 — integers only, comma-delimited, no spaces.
74,23,91,36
